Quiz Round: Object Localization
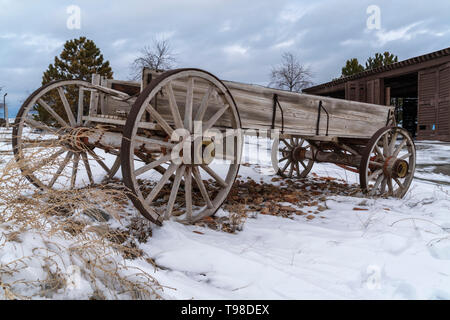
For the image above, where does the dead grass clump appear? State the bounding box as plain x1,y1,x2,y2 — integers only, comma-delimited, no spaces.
0,141,163,300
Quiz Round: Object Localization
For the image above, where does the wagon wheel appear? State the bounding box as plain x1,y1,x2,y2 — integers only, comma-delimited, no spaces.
360,126,416,198
12,80,121,190
277,137,314,178
121,68,242,225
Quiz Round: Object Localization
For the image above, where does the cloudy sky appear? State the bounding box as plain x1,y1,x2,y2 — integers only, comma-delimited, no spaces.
1,0,449,116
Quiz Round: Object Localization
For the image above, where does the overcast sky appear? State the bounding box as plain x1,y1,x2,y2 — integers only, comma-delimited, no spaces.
1,0,449,116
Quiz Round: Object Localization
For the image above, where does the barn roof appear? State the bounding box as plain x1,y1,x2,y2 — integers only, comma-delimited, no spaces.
304,47,450,92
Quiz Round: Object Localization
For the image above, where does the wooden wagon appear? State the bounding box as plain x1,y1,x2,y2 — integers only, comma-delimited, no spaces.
12,68,416,225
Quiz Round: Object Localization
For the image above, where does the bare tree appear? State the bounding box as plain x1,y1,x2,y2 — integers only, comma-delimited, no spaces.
130,38,176,80
269,52,313,93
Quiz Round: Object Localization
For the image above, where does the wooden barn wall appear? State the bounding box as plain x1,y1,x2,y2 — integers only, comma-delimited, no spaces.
418,63,450,141
438,63,450,140
345,78,383,105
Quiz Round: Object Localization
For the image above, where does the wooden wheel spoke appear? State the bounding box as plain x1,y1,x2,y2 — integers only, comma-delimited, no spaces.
71,153,80,189
30,148,66,173
195,86,214,121
388,131,398,155
387,178,394,195
86,149,111,174
184,77,194,132
392,139,407,159
105,156,121,181
164,165,186,219
383,134,389,157
380,177,387,194
192,166,213,208
294,161,301,177
24,117,61,136
281,159,291,173
200,164,228,188
369,161,383,168
370,174,384,195
299,160,307,170
288,162,294,177
399,153,412,160
57,87,76,126
203,104,230,134
77,87,84,125
368,169,383,181
145,104,174,136
374,145,385,160
37,99,70,128
184,166,193,221
145,163,179,205
299,138,305,147
394,177,405,190
81,152,95,185
134,154,172,176
281,139,293,149
48,151,73,188
166,83,184,129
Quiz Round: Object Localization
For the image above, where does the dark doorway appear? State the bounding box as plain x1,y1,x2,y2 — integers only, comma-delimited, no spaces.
385,73,418,138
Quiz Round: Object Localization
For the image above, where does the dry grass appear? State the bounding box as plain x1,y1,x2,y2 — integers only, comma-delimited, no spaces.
0,134,163,300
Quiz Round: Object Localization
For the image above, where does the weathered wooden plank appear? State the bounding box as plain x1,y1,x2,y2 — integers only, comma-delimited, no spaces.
101,72,394,139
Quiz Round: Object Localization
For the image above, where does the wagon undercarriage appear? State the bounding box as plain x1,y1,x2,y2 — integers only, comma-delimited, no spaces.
12,68,416,225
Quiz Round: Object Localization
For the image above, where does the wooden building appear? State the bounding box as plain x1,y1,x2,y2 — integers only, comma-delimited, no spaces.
303,47,450,141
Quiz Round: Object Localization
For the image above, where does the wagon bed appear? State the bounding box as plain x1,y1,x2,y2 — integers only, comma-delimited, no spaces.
102,69,394,140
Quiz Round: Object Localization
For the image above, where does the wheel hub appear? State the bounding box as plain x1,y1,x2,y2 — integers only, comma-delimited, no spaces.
292,146,307,162
68,127,90,152
393,159,409,178
383,156,409,178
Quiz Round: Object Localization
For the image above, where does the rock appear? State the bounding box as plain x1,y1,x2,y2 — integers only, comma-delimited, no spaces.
306,215,315,220
82,208,111,222
279,206,296,212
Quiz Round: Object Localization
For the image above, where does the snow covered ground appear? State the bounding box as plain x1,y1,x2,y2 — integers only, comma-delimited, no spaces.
0,127,449,299
147,138,450,300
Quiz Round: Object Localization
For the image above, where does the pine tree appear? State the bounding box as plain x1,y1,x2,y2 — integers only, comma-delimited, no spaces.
365,52,398,70
35,37,113,124
341,58,365,77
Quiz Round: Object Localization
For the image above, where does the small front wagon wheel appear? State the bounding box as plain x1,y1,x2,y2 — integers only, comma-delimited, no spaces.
360,126,416,198
277,137,314,179
121,69,242,225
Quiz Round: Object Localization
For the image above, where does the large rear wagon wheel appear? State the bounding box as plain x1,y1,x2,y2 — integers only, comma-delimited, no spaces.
12,80,121,190
360,126,416,198
121,69,242,225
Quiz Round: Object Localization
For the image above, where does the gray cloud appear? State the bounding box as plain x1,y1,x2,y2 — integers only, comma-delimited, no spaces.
1,0,449,115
